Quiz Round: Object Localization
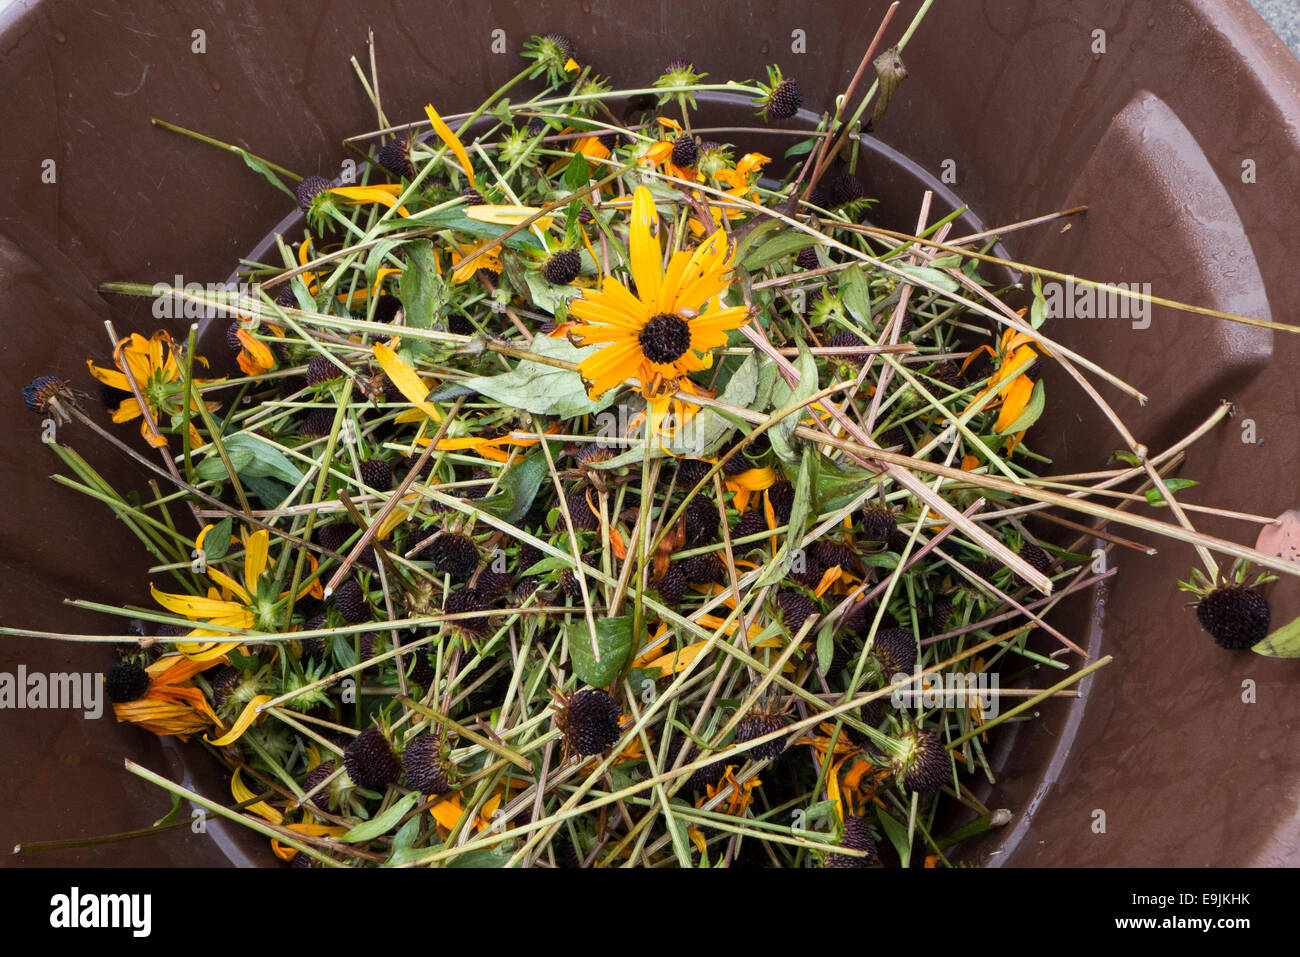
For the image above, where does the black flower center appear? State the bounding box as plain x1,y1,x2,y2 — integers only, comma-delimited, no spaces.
638,313,692,364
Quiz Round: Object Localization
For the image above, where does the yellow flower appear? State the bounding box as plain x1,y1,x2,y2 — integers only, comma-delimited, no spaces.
328,183,411,218
86,331,220,448
150,527,319,648
569,186,749,402
110,654,222,740
962,325,1044,435
640,117,700,183
448,239,504,284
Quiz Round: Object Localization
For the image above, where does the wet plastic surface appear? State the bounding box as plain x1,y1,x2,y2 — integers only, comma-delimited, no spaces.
2,0,1298,866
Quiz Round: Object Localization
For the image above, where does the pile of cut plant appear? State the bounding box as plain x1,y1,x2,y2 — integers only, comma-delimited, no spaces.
14,14,1300,868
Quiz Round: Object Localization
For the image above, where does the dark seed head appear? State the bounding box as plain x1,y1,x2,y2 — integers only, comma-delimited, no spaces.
929,361,962,388
683,496,720,545
767,76,803,119
930,595,954,635
360,458,393,491
732,509,768,542
870,627,917,676
829,172,865,207
306,355,340,386
675,458,712,486
653,565,687,606
597,129,627,151
767,481,795,523
106,661,151,704
472,568,514,597
558,688,622,757
403,735,453,794
826,331,868,366
225,321,243,352
317,523,351,555
296,175,331,212
666,735,726,793
209,665,241,707
670,132,699,168
638,313,692,365
1014,541,1053,586
302,761,338,811
444,586,491,635
460,186,485,207
344,727,401,790
559,568,584,601
565,488,599,531
22,375,72,416
544,32,575,63
300,613,329,664
543,248,582,285
298,408,335,438
812,540,858,572
827,815,878,868
789,550,824,588
775,589,815,635
1196,586,1271,650
375,138,416,179
681,551,726,585
808,186,830,209
735,711,787,761
895,728,950,793
860,505,898,542
796,246,820,270
333,580,371,624
427,532,479,581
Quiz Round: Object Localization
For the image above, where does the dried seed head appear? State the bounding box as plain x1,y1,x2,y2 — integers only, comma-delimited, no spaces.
670,132,699,168
666,735,725,793
732,509,767,541
375,138,416,179
795,246,820,270
930,595,954,635
557,688,622,757
22,375,73,416
775,589,815,634
826,330,868,366
683,496,720,545
860,505,898,542
870,627,917,676
443,586,492,635
1196,586,1271,649
681,551,726,585
675,458,712,485
343,726,402,790
359,458,393,491
302,761,339,811
638,312,693,364
306,355,340,386
543,248,582,285
403,735,453,795
829,172,865,207
827,815,878,868
653,565,687,606
812,540,858,572
333,580,371,624
105,661,150,704
767,481,795,523
427,532,480,581
735,711,787,761
296,175,331,212
1016,541,1053,584
565,488,600,531
298,408,335,437
767,76,803,119
894,728,950,793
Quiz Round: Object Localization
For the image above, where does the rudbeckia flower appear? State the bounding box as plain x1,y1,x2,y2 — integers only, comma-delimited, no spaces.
150,527,321,648
110,654,222,740
961,326,1044,435
328,183,411,218
568,185,749,404
86,331,220,448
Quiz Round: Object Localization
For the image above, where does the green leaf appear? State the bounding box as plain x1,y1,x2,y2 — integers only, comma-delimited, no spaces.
152,792,183,828
741,229,817,271
201,516,233,563
341,792,419,843
768,342,819,462
522,267,579,318
458,336,617,418
196,433,305,486
1144,478,1199,507
816,622,835,677
445,845,514,868
896,264,961,293
236,148,296,200
398,241,449,353
662,351,759,457
875,806,911,868
391,813,421,852
567,616,634,687
759,447,812,587
1253,615,1300,657
840,266,873,327
784,138,816,160
499,449,548,524
410,207,546,252
1030,273,1047,329
563,152,591,191
995,379,1045,435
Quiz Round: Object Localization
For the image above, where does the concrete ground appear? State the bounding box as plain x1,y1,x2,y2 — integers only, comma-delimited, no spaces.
1250,0,1300,56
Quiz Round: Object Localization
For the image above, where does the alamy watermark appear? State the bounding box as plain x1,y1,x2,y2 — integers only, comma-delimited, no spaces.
151,276,261,320
889,666,1000,718
1042,278,1152,330
0,666,103,719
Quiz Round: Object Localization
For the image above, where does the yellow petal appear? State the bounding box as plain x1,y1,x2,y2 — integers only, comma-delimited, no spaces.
206,694,273,747
463,205,555,229
243,528,270,593
231,766,283,825
151,584,251,624
425,103,476,188
628,186,662,304
373,342,442,422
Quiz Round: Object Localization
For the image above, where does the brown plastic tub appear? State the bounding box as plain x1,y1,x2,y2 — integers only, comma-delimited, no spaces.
2,0,1298,867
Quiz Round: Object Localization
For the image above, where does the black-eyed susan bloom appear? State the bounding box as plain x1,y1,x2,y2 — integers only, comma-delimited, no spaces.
569,185,749,403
